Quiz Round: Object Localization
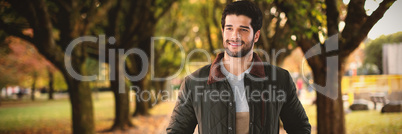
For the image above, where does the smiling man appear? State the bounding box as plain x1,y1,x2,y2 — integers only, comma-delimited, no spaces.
167,1,311,134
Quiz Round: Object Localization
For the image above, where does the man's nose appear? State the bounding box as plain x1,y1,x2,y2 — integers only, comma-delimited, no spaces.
231,30,241,40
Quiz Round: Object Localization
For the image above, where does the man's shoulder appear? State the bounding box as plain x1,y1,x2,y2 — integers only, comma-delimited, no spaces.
183,64,212,82
263,63,291,77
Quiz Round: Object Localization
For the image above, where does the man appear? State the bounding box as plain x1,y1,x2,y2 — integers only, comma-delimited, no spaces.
167,1,311,134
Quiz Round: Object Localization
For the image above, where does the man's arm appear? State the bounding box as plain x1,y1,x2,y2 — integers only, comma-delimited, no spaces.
166,79,197,134
280,71,311,134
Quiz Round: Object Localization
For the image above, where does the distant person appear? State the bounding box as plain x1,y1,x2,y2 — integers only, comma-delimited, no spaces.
17,90,24,100
166,1,310,134
297,77,304,97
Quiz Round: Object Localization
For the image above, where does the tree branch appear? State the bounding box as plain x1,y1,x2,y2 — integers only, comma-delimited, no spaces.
342,0,396,56
0,19,35,44
6,0,38,29
156,0,177,20
325,0,339,36
120,0,140,46
106,0,122,36
357,0,396,41
83,0,114,33
26,0,65,70
341,0,366,42
54,0,72,12
297,37,324,71
212,0,223,29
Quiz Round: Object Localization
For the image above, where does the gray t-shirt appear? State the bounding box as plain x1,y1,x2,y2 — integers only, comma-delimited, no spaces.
220,60,253,134
220,61,253,112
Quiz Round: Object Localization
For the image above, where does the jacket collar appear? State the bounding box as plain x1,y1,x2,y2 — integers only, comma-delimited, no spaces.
207,52,266,85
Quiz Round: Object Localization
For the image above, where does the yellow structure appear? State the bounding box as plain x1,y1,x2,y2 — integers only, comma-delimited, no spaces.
342,75,402,104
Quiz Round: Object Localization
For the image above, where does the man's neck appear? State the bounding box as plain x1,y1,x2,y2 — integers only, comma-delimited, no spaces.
222,51,253,76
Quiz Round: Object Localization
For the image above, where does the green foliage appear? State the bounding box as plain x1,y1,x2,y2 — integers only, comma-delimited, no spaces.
0,1,29,29
154,0,228,77
85,57,100,76
53,71,67,91
357,63,380,75
364,32,402,73
281,0,325,40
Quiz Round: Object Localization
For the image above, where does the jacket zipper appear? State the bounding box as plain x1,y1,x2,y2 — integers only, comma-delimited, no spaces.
224,80,235,134
245,76,254,134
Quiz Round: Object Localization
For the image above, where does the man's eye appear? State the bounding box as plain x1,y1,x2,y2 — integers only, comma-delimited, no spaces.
241,29,248,32
226,28,232,30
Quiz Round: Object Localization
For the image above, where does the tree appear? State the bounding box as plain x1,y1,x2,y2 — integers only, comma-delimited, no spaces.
47,66,56,100
90,0,177,131
0,0,113,133
125,0,177,117
30,71,38,101
364,31,402,73
0,38,21,105
255,0,296,66
199,0,229,54
277,0,396,133
0,36,51,101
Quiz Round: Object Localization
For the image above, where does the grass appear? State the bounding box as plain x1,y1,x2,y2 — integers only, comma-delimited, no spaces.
0,92,115,133
346,110,402,134
0,99,71,132
0,92,401,133
303,104,402,134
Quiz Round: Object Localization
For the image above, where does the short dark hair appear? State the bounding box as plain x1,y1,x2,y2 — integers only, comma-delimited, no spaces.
221,1,263,34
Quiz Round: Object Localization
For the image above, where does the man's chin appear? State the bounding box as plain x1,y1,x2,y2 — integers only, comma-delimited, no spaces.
225,50,246,57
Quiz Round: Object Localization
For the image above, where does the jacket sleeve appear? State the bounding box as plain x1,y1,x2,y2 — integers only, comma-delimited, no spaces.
280,71,311,134
166,79,198,134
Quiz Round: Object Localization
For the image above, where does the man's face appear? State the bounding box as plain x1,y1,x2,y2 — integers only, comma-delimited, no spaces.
222,14,260,57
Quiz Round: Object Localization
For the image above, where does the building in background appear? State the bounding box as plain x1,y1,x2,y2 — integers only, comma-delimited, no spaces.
383,43,402,75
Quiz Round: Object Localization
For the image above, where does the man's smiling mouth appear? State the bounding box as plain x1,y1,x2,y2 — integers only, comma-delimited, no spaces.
229,42,242,46
226,40,244,46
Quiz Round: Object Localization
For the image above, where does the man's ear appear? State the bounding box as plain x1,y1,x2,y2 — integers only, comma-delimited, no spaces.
221,28,224,36
254,30,260,43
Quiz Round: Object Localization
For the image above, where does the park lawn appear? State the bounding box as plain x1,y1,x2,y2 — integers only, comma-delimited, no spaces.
0,92,115,133
345,110,402,134
0,92,401,134
303,104,402,134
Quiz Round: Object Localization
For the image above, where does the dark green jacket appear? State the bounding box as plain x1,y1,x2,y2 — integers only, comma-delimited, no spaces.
167,53,311,134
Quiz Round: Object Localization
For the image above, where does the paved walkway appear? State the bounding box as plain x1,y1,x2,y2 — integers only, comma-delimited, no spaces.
98,101,175,134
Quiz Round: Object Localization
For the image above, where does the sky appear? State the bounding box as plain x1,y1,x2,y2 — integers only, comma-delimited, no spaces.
361,0,402,39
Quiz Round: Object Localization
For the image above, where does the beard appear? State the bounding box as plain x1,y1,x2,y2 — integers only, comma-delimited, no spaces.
224,38,254,57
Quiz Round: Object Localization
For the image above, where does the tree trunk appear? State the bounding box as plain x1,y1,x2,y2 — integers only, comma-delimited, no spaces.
4,0,99,133
132,80,150,116
48,69,54,100
312,58,346,134
4,87,8,99
109,54,134,131
130,33,152,116
154,81,166,105
31,74,37,101
31,84,35,101
110,81,133,130
0,86,2,106
61,56,95,134
66,77,95,134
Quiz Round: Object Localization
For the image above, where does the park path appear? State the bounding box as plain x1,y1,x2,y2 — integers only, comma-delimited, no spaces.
99,101,176,134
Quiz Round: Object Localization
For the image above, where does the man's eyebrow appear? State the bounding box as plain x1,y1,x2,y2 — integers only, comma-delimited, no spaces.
240,25,250,29
225,25,233,27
